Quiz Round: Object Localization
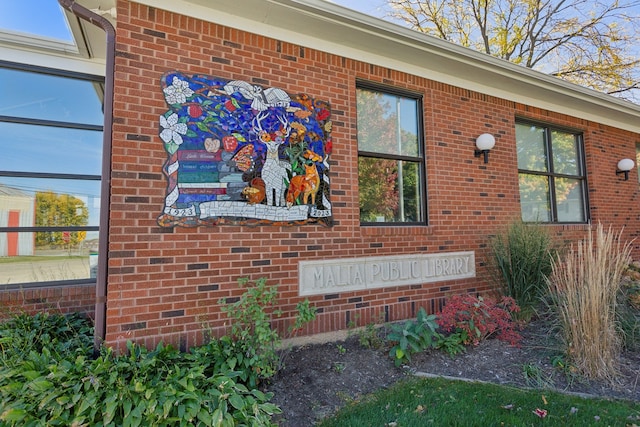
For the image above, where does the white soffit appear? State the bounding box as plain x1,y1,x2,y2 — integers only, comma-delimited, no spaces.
0,44,105,76
67,0,117,61
132,0,640,134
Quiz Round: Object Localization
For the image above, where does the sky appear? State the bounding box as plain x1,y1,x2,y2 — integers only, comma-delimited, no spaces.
4,0,394,42
329,0,392,17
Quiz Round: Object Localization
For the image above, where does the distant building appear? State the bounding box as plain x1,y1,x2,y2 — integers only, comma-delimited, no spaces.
0,184,34,257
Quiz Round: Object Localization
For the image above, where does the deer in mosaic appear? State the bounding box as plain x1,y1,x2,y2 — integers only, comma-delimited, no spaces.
255,112,291,206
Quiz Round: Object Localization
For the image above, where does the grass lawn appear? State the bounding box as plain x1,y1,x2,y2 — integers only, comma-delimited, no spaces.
319,376,640,427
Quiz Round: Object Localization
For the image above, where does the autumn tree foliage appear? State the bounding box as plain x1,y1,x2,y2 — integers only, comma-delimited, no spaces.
387,0,640,99
356,87,423,222
35,191,89,247
357,89,401,221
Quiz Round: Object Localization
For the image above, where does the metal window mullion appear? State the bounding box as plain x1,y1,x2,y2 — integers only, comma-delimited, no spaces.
358,150,422,163
544,129,558,222
0,226,99,233
0,115,103,132
578,135,590,222
0,171,101,180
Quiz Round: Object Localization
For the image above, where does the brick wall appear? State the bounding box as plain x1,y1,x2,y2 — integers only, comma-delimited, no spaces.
101,1,640,350
0,284,95,320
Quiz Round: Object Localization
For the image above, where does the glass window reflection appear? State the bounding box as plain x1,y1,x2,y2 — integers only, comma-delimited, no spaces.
356,85,425,225
0,68,103,125
516,121,586,223
0,122,102,175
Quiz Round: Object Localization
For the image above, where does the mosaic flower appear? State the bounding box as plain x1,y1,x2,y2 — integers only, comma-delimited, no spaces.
163,76,194,104
160,113,187,145
316,108,330,121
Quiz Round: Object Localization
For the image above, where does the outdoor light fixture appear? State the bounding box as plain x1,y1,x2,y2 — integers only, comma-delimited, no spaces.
616,158,635,181
474,133,496,164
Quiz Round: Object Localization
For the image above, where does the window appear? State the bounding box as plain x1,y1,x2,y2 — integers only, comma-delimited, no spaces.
356,84,426,225
0,64,104,288
516,121,588,223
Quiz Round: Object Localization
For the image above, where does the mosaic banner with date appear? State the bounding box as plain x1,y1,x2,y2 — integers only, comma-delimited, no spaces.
157,72,333,227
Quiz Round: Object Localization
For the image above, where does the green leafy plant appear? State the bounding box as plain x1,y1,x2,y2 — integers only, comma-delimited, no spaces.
219,277,282,385
358,322,384,350
346,312,385,350
550,354,579,387
616,280,640,351
434,329,468,356
288,299,317,338
436,294,522,347
0,315,280,426
0,312,93,365
490,220,556,317
386,307,440,366
218,277,317,387
522,362,554,389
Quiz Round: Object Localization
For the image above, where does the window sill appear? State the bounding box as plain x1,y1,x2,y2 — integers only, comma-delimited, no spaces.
548,223,592,231
360,225,435,236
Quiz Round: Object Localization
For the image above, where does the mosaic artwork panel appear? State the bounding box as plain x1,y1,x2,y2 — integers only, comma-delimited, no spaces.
157,72,333,227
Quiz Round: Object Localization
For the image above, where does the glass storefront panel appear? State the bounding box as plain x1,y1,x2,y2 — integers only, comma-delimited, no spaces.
0,232,98,285
0,177,101,228
519,174,551,222
0,68,103,125
0,122,102,175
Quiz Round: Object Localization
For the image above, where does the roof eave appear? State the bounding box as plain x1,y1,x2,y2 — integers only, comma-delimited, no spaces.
130,0,640,133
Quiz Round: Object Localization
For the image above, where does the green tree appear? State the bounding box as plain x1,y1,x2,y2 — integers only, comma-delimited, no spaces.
387,0,640,99
35,191,89,247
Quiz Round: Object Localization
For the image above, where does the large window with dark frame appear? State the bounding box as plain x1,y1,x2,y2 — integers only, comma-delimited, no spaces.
356,83,426,225
0,63,104,288
516,121,588,223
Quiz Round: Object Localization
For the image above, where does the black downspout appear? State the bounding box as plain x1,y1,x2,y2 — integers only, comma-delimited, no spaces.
57,0,115,354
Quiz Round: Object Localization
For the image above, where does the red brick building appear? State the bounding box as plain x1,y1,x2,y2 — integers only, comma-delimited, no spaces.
2,0,640,351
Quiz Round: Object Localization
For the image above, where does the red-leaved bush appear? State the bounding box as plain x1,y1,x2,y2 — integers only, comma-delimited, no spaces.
437,294,522,346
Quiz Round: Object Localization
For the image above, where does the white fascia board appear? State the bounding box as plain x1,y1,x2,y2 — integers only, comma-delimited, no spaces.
0,44,106,76
132,0,640,134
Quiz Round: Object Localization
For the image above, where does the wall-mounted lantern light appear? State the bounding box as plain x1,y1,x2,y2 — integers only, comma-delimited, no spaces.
616,158,634,181
474,133,495,164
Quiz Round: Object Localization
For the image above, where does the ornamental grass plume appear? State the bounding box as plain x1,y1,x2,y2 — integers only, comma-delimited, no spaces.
547,223,632,383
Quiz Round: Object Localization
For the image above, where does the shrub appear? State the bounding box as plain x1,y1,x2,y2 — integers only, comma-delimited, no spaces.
547,223,632,382
0,280,314,425
436,294,522,346
0,312,93,365
386,307,440,366
218,277,317,387
347,312,386,350
219,277,282,387
490,220,555,316
0,314,281,426
434,330,468,356
357,322,385,350
617,278,640,351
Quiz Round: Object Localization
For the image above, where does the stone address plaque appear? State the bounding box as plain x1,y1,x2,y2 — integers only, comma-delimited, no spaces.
299,252,475,296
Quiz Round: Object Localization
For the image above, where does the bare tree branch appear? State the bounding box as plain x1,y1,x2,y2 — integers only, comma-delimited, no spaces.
386,0,640,101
